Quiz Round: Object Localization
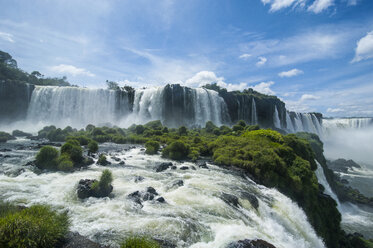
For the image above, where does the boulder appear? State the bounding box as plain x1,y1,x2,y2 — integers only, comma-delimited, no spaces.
77,179,113,199
196,161,208,169
180,166,189,170
221,193,239,207
227,239,276,248
155,162,173,172
240,192,259,210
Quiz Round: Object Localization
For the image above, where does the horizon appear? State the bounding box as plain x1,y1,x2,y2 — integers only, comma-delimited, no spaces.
1,0,373,117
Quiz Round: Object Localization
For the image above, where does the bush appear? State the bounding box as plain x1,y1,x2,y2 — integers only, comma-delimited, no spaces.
232,125,244,132
0,131,15,143
99,169,113,191
178,126,188,135
35,146,59,170
120,236,160,248
88,140,99,154
237,120,246,127
61,142,83,164
97,154,108,165
144,120,163,130
12,130,31,137
135,125,145,135
57,154,74,172
205,121,217,133
0,205,69,248
145,140,160,155
162,141,189,160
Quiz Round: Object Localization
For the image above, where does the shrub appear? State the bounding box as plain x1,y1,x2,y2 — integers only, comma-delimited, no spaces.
88,140,99,154
135,125,145,135
162,127,169,133
0,205,69,248
57,154,74,172
35,146,59,170
75,135,90,145
112,135,127,144
205,121,217,133
120,236,160,248
232,125,244,132
61,142,83,164
144,120,163,130
85,124,95,132
237,120,246,127
99,169,113,191
97,154,108,165
0,131,15,143
178,126,188,136
162,141,189,160
145,140,160,155
12,130,31,137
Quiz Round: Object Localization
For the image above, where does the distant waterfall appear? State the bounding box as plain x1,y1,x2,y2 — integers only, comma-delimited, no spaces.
285,112,323,135
273,106,281,129
285,111,295,132
251,98,258,125
27,86,128,128
323,118,373,130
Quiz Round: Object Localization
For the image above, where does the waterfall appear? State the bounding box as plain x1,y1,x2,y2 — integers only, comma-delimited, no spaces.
322,118,373,130
27,86,126,128
273,106,281,129
286,111,295,132
315,161,339,203
251,98,258,125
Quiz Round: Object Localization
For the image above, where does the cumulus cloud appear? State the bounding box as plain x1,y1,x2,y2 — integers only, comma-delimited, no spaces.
300,94,320,101
261,0,305,12
50,64,95,77
184,71,224,87
327,107,344,113
239,53,252,60
308,0,334,13
352,31,373,63
278,68,303,77
249,81,275,95
256,56,267,66
0,31,14,43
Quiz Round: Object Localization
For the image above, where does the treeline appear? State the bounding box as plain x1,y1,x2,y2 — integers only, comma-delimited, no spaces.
0,50,71,86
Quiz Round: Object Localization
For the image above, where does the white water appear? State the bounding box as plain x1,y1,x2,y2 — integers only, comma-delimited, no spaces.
273,106,281,129
0,139,325,248
251,98,258,125
285,112,295,132
26,86,123,129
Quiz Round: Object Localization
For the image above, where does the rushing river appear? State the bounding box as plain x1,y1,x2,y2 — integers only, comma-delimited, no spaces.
0,138,329,248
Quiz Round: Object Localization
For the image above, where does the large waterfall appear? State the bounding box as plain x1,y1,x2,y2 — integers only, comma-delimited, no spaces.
273,106,281,129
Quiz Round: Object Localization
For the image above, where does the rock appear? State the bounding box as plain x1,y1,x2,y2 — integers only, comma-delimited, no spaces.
140,148,145,151
0,148,11,152
127,191,143,205
341,179,349,184
197,161,208,169
24,160,36,167
240,192,259,210
119,161,125,165
171,180,184,188
77,179,113,199
328,159,361,173
134,176,144,182
111,156,121,162
180,166,189,170
155,162,173,172
156,197,166,203
227,239,277,248
221,193,239,207
171,166,177,170
4,155,11,158
61,232,108,248
146,186,158,195
191,166,196,170
128,187,162,205
12,130,32,137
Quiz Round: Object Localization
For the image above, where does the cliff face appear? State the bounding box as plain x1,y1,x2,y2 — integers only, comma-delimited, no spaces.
0,80,34,124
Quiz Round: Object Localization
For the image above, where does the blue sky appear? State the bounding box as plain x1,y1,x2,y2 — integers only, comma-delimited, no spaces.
0,0,373,117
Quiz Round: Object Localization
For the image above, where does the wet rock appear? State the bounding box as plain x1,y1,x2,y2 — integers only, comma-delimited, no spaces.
146,186,158,195
12,130,32,137
341,179,349,184
180,166,189,170
134,176,144,182
240,192,259,210
221,193,239,207
24,160,36,167
61,231,108,248
191,166,196,170
155,162,173,172
0,148,11,152
156,197,166,203
3,155,11,158
111,156,121,162
196,161,208,169
77,179,113,199
119,161,125,165
227,239,277,248
171,166,177,170
328,158,361,173
127,187,163,205
140,148,146,151
171,179,184,188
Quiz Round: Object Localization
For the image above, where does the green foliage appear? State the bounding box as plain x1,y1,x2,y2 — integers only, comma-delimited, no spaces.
88,140,99,154
178,126,188,135
0,205,69,248
97,154,108,165
57,154,74,172
135,125,145,135
120,236,160,248
60,141,83,164
35,146,59,170
205,121,217,133
0,131,14,143
232,124,244,132
144,120,163,130
12,130,31,137
145,140,160,155
99,169,113,191
162,140,190,160
237,120,246,127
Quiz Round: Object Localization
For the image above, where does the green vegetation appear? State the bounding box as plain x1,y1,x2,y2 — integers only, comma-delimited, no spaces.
0,131,15,143
99,169,113,192
120,235,160,248
162,140,190,160
97,154,108,165
0,203,69,248
145,140,160,155
35,146,59,170
88,140,99,154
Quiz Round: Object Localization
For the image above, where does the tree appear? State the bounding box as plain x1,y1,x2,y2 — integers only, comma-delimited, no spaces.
106,80,120,90
31,71,43,78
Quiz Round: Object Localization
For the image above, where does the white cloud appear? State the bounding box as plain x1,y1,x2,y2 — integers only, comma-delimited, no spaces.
50,64,95,77
249,81,275,95
278,68,303,77
0,31,14,43
352,31,373,63
256,56,267,66
347,0,357,5
327,107,344,113
308,0,334,13
239,53,252,60
184,71,225,87
261,0,305,12
300,94,320,101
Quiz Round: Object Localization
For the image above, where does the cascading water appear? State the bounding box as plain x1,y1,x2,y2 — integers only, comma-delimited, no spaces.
27,86,128,128
322,118,373,130
0,139,325,248
273,106,281,129
251,98,258,125
285,111,295,132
